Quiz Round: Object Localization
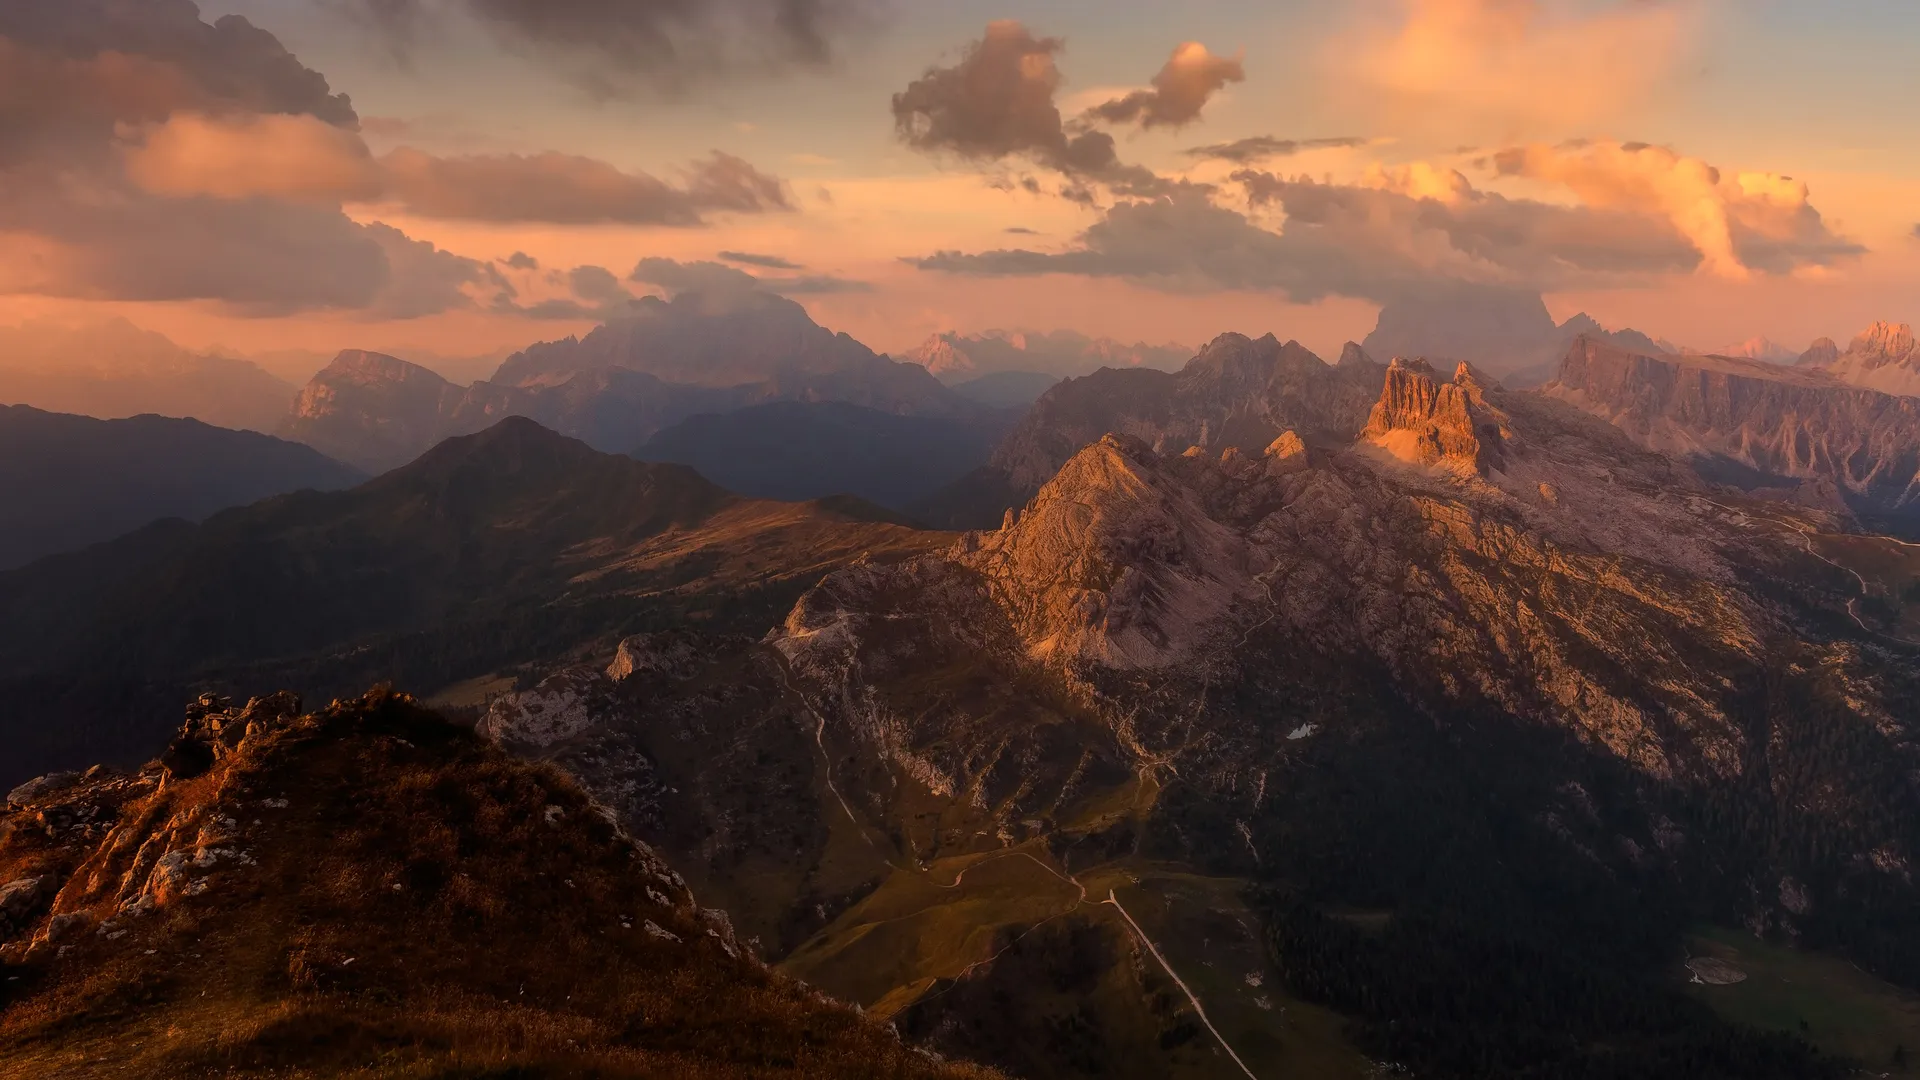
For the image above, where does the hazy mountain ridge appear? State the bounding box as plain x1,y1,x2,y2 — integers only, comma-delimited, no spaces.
0,418,946,784
0,404,364,571
283,294,978,474
0,319,295,434
903,328,1191,383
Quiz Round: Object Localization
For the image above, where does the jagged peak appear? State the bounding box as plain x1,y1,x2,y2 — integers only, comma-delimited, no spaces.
1849,320,1917,362
1799,337,1840,367
1364,356,1505,474
319,349,449,385
1338,342,1377,368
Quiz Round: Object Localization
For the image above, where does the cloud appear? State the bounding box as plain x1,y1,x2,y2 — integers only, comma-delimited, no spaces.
1004,227,1040,235
505,251,540,270
333,0,878,96
628,257,870,299
773,274,874,295
890,21,1170,196
121,112,795,226
629,257,763,294
1185,136,1367,165
1489,141,1863,279
380,148,791,224
1084,42,1244,130
910,141,1859,303
1346,0,1694,130
123,111,384,203
1912,223,1920,242
0,1,495,318
719,251,804,270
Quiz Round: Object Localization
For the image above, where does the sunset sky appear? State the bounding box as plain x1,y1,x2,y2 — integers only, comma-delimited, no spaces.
2,0,1916,370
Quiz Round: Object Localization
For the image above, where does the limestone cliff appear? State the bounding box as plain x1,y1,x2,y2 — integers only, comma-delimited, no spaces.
1361,358,1508,474
1546,335,1920,531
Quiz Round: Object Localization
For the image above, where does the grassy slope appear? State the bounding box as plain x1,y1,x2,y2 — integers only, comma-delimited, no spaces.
1687,926,1920,1075
0,691,998,1080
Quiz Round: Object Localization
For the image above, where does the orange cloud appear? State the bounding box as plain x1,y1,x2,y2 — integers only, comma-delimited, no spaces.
119,113,791,226
1492,141,1861,279
1348,0,1694,132
123,112,383,203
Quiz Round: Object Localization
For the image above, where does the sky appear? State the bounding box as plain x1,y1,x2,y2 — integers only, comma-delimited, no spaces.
0,0,1915,371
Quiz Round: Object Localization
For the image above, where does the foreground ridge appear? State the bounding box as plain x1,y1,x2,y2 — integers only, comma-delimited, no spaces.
0,689,998,1079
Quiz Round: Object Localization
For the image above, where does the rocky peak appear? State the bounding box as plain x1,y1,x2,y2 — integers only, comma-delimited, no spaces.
1818,321,1920,398
1362,357,1506,474
1338,342,1377,369
1798,337,1841,368
958,434,1253,670
1848,321,1918,370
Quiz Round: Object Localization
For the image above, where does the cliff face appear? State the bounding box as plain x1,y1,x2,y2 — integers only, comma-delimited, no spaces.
1361,358,1507,474
1546,336,1920,531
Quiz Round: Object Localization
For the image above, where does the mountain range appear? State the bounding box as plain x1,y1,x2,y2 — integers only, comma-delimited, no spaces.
0,405,363,571
0,319,296,434
1359,284,1668,386
902,329,1192,383
7,306,1920,1077
283,291,981,475
1550,333,1920,533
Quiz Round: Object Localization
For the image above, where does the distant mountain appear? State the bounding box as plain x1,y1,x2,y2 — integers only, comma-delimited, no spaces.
917,334,1384,528
1817,321,1920,397
0,689,997,1080
636,401,1015,511
496,291,959,409
0,417,944,784
0,319,295,433
1547,335,1920,533
0,405,363,571
1702,336,1799,364
285,295,976,473
282,349,750,474
948,370,1063,407
902,329,1191,383
1361,285,1666,386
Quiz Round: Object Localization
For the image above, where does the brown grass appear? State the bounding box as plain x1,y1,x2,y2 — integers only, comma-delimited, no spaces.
0,690,1000,1079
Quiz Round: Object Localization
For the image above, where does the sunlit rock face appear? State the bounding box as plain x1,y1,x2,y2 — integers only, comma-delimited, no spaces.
1546,334,1920,532
1361,358,1508,474
1819,322,1920,398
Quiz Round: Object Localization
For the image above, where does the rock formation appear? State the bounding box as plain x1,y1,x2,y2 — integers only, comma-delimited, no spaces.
1360,358,1508,474
1547,335,1920,532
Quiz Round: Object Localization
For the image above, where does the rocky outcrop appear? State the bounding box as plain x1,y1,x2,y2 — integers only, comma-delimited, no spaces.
1798,337,1842,368
1820,321,1920,397
1546,335,1920,532
1361,358,1507,474
985,333,1384,496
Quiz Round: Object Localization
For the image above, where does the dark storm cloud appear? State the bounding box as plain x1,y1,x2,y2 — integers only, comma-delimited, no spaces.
334,0,878,96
